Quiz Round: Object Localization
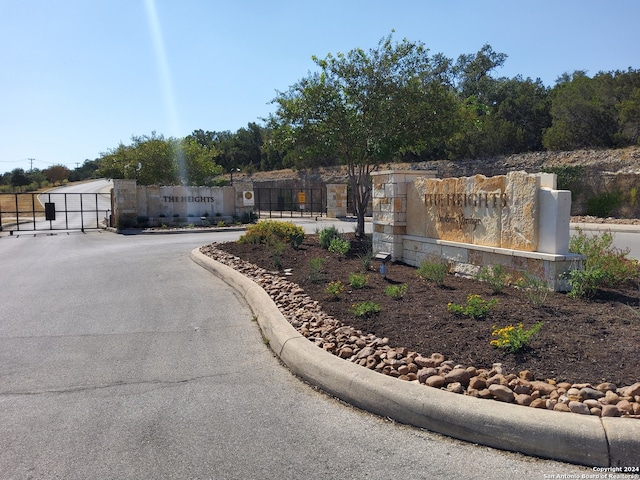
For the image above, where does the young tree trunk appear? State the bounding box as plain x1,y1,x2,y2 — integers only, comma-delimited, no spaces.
348,162,372,239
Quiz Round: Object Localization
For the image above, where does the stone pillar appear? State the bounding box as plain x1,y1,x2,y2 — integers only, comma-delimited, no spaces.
326,184,347,218
536,172,572,255
372,170,436,260
112,179,138,228
233,181,254,218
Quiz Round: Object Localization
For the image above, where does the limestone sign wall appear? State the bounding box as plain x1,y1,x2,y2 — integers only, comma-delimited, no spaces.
408,171,540,251
372,170,581,291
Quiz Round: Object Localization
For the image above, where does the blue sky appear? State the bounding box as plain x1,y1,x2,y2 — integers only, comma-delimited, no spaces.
1,0,639,174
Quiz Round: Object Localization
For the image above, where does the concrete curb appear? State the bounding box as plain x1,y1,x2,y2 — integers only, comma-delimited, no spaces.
191,248,640,468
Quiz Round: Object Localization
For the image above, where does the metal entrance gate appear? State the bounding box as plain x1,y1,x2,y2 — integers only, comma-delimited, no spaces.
254,187,325,218
0,192,112,233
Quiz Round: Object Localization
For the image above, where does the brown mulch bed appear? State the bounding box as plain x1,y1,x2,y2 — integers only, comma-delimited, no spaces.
215,234,640,388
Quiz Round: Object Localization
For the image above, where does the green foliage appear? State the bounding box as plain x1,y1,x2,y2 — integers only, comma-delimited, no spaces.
566,228,640,298
350,301,381,317
385,283,408,300
475,264,509,294
267,238,285,269
357,250,374,272
585,191,623,218
514,273,549,308
416,258,448,286
325,280,345,299
308,257,324,283
543,69,640,150
318,226,342,249
238,220,305,247
289,230,304,250
348,272,368,289
491,322,543,353
564,268,607,299
540,166,586,193
97,132,223,186
328,237,351,256
447,294,498,320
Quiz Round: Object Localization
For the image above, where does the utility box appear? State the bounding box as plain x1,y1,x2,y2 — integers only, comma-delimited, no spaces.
45,203,56,221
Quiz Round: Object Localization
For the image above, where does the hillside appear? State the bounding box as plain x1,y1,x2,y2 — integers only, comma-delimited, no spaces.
231,146,640,184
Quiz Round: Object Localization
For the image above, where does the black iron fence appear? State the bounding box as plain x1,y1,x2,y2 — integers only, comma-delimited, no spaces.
253,187,325,218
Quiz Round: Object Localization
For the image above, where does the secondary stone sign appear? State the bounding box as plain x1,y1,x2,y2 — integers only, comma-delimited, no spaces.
111,179,254,228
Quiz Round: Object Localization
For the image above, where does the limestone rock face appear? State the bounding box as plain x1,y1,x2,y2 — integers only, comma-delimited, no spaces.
407,171,539,251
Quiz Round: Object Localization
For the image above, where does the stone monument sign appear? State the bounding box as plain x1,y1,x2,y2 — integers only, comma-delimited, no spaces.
372,170,581,291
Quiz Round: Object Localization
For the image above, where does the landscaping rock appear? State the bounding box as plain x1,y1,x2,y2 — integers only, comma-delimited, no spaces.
604,390,620,405
529,398,547,409
554,403,571,413
579,387,605,400
425,375,446,388
446,382,465,394
601,405,620,417
468,376,486,390
488,384,515,403
515,394,533,406
530,381,557,396
444,368,472,386
569,401,591,415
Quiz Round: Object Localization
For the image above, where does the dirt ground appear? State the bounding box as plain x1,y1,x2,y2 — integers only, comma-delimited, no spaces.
215,234,640,388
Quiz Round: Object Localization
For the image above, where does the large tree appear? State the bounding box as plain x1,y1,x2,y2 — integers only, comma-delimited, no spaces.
269,33,458,237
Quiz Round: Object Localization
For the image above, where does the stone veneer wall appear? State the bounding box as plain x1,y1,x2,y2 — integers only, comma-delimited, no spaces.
371,170,582,291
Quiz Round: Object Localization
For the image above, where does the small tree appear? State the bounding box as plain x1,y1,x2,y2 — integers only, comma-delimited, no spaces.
44,165,71,185
269,33,458,237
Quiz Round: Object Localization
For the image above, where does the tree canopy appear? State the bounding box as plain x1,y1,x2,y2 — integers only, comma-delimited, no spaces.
269,33,460,236
98,132,223,186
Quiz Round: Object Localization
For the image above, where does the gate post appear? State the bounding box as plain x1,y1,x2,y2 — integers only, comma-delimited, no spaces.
326,184,347,218
112,179,138,229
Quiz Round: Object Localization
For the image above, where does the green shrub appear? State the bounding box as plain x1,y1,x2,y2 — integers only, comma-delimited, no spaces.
350,301,381,317
318,226,342,249
447,294,497,320
358,250,374,272
325,280,345,299
348,272,368,289
565,228,640,297
564,268,607,299
308,257,324,283
267,238,285,269
385,283,408,300
238,220,305,247
585,191,623,218
328,237,351,255
475,264,509,294
491,322,543,353
514,273,549,308
416,259,448,286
